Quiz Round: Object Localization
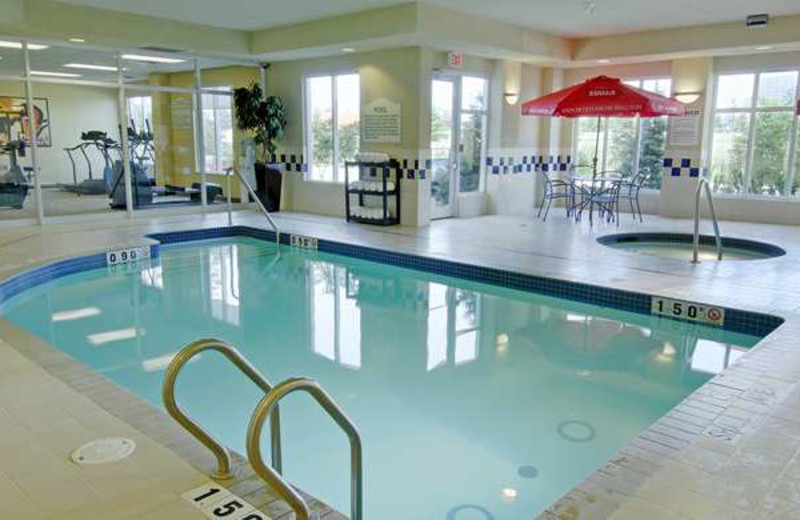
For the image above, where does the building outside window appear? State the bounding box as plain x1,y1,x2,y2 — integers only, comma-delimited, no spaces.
202,87,234,174
573,78,672,189
709,70,800,196
305,73,360,183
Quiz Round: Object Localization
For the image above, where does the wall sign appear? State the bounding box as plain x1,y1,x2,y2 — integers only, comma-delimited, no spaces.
290,234,318,250
669,109,702,147
182,483,268,520
651,296,725,326
448,52,464,69
362,99,402,143
170,97,193,130
106,246,151,266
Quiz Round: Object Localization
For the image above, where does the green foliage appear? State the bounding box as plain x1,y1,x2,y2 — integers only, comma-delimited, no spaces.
310,114,359,170
233,82,287,162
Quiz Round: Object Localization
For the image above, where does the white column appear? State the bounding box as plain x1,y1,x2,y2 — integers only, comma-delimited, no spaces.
117,53,134,217
194,60,208,210
22,42,44,224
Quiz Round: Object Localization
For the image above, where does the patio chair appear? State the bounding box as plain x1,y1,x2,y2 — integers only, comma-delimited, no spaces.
537,170,573,221
618,169,652,223
588,175,624,226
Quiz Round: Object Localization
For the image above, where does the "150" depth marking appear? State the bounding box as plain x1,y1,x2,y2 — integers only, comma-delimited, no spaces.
651,297,725,326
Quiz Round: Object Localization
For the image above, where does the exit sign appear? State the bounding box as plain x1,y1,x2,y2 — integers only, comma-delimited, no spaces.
448,52,464,69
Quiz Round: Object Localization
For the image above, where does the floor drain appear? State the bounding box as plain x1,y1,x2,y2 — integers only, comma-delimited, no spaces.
70,438,136,465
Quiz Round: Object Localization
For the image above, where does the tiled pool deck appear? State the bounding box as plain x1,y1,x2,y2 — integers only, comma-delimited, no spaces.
1,210,800,519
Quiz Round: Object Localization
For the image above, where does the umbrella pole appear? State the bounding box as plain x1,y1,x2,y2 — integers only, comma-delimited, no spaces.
593,116,601,177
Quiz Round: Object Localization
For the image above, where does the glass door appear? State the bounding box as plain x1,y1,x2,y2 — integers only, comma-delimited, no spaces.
430,76,457,219
430,74,488,220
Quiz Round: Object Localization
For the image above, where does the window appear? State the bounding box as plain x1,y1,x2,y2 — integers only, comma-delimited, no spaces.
709,71,800,196
310,263,361,370
305,73,360,183
459,76,489,193
202,87,234,174
573,78,671,189
127,96,152,134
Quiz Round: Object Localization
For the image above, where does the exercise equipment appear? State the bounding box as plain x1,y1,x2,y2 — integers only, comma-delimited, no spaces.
62,131,123,195
0,141,30,209
128,119,157,184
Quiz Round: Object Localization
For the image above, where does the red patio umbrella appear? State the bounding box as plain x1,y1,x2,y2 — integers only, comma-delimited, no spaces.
521,75,685,174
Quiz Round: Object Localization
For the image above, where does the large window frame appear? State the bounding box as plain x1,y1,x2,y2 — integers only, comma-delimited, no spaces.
303,72,361,184
571,77,672,189
708,69,800,197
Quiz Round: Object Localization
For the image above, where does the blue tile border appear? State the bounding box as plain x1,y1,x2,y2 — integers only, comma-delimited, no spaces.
0,227,784,338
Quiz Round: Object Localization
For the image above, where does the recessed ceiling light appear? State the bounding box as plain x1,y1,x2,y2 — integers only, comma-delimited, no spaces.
341,47,356,53
64,63,119,72
598,59,611,64
31,70,82,78
755,45,773,51
68,38,86,43
0,41,49,50
121,54,186,64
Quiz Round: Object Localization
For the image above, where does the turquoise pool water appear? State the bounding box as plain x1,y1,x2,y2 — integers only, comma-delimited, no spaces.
0,237,760,519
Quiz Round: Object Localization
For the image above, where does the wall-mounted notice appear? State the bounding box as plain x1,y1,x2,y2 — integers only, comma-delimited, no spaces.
669,109,702,147
170,97,194,130
362,99,402,143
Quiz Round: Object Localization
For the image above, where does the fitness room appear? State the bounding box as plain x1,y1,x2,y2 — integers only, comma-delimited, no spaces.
0,41,253,222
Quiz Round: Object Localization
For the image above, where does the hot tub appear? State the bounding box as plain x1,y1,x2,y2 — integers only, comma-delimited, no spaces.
598,233,786,262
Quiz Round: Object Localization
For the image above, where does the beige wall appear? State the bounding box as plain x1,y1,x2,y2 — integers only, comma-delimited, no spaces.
267,47,427,224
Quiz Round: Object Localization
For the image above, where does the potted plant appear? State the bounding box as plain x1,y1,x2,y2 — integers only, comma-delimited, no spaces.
233,80,287,212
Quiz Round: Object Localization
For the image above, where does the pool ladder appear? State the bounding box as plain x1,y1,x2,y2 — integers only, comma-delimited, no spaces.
692,178,723,264
162,339,363,520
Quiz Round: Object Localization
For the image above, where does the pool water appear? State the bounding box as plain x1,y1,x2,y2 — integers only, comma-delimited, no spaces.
611,241,770,261
0,238,761,519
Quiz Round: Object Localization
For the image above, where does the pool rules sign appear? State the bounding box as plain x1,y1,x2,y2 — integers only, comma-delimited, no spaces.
362,99,402,143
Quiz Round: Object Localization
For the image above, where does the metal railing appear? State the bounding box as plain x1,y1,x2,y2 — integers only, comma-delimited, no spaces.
162,339,283,479
247,377,363,520
225,167,281,244
693,178,723,264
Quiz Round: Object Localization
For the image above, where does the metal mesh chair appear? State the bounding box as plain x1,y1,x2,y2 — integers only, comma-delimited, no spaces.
618,169,652,222
537,170,573,221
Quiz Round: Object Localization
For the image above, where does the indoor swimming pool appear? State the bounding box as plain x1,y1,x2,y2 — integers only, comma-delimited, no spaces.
0,237,763,519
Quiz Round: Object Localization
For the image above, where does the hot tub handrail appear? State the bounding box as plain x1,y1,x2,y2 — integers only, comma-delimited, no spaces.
224,166,281,246
693,178,723,264
247,377,363,520
162,338,283,479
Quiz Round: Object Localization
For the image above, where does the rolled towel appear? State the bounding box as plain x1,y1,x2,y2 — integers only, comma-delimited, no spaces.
356,152,390,164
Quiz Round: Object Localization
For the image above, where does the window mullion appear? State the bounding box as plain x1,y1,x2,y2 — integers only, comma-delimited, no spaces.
332,75,340,182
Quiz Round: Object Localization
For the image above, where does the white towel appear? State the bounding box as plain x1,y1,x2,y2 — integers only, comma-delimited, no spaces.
355,152,390,164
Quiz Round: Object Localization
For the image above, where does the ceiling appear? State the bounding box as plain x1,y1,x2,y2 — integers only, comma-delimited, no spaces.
54,0,800,37
0,45,238,80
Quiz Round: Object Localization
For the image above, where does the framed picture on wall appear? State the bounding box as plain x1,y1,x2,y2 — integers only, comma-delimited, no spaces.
0,96,52,147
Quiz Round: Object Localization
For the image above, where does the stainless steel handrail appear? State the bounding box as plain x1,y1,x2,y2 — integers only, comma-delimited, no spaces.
693,178,723,264
162,339,283,479
225,166,281,244
247,377,363,520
